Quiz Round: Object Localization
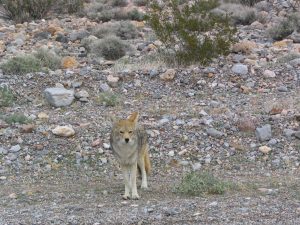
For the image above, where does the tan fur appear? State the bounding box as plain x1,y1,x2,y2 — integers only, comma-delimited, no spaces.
110,112,151,200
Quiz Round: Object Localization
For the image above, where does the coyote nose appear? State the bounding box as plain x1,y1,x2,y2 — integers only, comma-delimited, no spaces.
125,138,129,143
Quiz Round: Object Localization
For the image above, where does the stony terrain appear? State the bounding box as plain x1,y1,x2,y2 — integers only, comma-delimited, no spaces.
0,0,300,224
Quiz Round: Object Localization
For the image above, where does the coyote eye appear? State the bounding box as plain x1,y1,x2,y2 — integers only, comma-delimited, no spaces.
120,131,124,134
128,131,133,134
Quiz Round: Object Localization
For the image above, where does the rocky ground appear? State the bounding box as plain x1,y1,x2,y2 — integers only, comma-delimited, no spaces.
0,0,300,224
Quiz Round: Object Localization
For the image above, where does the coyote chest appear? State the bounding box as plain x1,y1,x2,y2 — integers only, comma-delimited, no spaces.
112,142,139,166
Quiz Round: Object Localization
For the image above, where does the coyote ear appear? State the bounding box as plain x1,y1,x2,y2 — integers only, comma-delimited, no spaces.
128,112,139,124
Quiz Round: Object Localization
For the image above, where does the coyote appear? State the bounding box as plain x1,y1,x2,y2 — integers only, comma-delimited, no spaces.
110,112,151,200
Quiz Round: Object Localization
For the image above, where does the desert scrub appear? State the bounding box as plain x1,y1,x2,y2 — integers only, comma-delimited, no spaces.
2,113,30,124
0,55,42,75
96,92,119,107
112,0,128,7
146,0,236,65
133,0,148,6
33,47,61,70
93,21,138,40
218,3,257,25
1,0,54,23
91,36,128,60
0,86,15,107
239,0,262,6
268,18,294,41
176,172,233,196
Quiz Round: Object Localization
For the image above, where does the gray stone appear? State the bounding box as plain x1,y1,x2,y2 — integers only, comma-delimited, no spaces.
207,128,224,138
290,58,300,67
149,69,159,78
256,124,272,142
295,131,300,139
290,31,300,43
99,83,111,92
283,129,296,138
231,64,248,75
175,119,185,125
6,153,17,161
72,81,82,88
268,139,278,146
277,86,288,92
75,90,89,99
69,30,89,41
0,147,8,155
9,144,21,152
44,88,74,107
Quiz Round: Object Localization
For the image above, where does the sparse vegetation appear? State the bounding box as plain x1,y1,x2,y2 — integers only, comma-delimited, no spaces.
219,3,257,25
176,172,233,196
146,0,236,65
0,55,42,75
93,21,138,40
91,36,128,60
134,0,148,6
268,18,294,41
239,0,262,6
96,92,119,107
0,86,15,107
3,113,29,124
34,48,61,70
112,0,128,7
1,0,54,23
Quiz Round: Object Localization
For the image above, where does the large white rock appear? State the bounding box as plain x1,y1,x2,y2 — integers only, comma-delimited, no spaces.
44,88,74,107
52,125,75,137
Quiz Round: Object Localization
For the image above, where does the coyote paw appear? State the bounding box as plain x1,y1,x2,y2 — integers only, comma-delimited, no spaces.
131,194,140,200
122,194,130,200
141,185,148,190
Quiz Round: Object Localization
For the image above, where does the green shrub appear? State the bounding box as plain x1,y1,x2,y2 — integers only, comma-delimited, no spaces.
116,21,138,40
289,12,300,32
63,0,84,14
127,8,144,21
219,3,257,25
133,0,148,6
268,19,294,41
93,23,119,39
1,0,54,23
0,86,15,107
0,55,42,75
34,47,61,70
176,172,232,196
146,0,236,65
92,36,128,60
96,92,119,107
112,0,128,7
4,113,29,124
239,0,262,6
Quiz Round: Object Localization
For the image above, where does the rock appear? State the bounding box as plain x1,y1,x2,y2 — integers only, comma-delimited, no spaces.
52,125,75,137
9,145,21,153
0,147,8,155
268,139,277,146
107,75,119,87
277,86,288,92
38,112,49,120
44,88,74,107
75,90,89,99
294,131,300,139
92,139,101,147
9,193,17,199
263,70,276,78
20,124,35,133
34,31,51,40
0,119,9,128
61,56,79,69
290,31,300,43
72,81,82,88
6,153,17,161
69,30,89,41
231,64,248,75
55,33,68,43
168,151,175,157
149,69,159,78
192,162,201,171
283,129,296,138
256,124,272,142
207,128,224,138
99,83,111,92
259,146,271,154
289,58,300,67
103,143,110,149
160,69,176,81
